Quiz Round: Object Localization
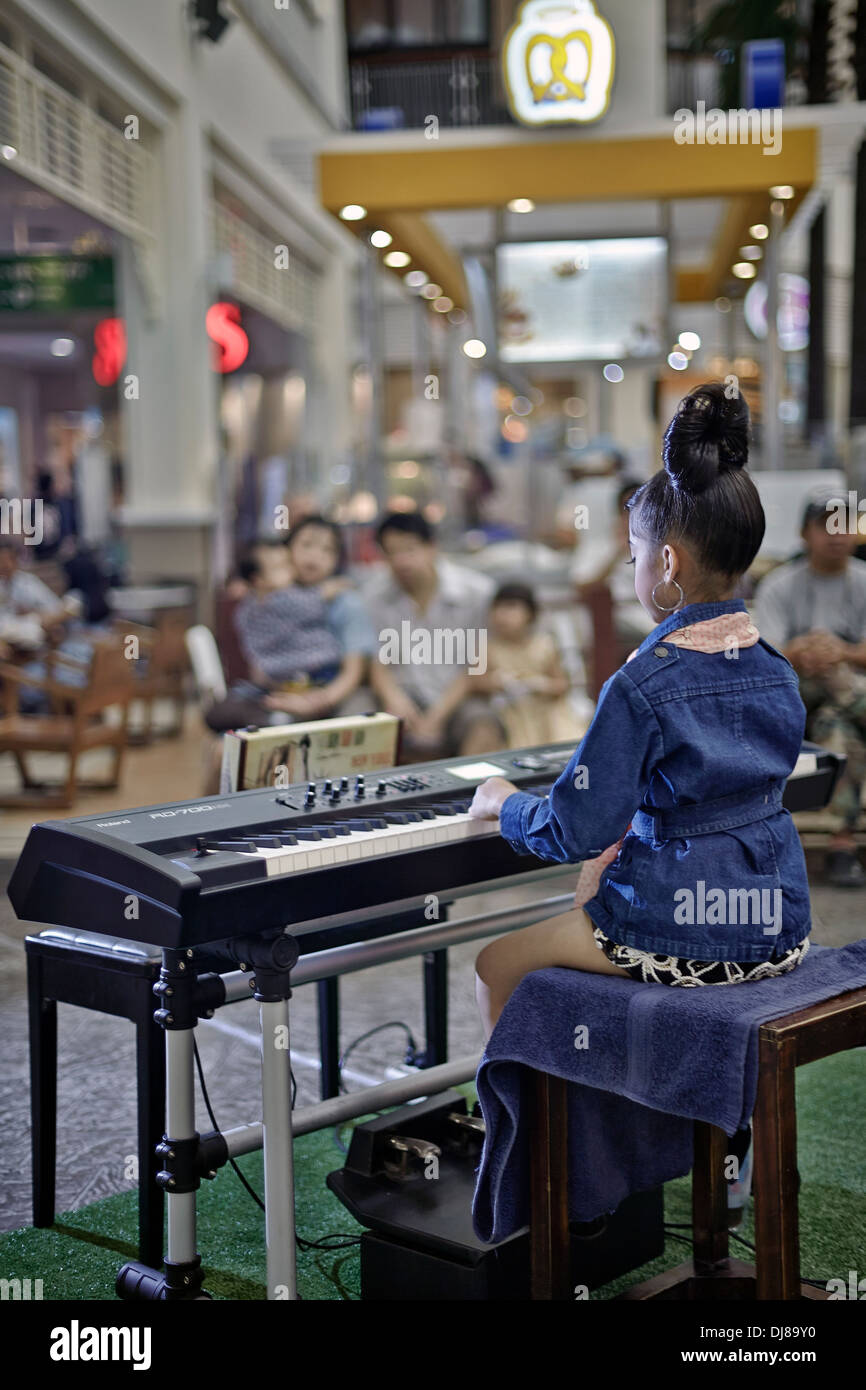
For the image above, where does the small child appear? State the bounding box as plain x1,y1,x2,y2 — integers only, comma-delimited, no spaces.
478,582,584,748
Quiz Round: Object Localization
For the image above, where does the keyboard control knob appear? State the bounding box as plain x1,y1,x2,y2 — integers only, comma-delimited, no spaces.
340,776,349,792
323,780,332,794
376,779,387,796
304,791,316,808
330,787,341,803
355,776,365,798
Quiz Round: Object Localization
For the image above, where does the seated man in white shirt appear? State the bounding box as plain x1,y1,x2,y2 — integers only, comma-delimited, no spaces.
0,538,68,654
363,511,505,758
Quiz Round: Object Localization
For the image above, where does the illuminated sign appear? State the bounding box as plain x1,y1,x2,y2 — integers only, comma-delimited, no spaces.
502,0,615,127
744,274,809,353
205,302,249,373
92,317,127,386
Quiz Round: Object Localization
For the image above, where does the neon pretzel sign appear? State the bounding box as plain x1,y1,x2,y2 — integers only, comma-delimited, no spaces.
503,0,615,126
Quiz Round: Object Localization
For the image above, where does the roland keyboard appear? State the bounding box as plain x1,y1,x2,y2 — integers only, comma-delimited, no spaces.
8,741,843,952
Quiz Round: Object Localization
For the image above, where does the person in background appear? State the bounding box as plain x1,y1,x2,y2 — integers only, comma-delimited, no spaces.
0,538,69,652
754,493,866,887
571,479,655,651
364,511,504,757
206,517,375,733
471,581,584,749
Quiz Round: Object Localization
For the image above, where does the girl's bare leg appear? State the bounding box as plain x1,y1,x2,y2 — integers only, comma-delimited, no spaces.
475,907,632,1041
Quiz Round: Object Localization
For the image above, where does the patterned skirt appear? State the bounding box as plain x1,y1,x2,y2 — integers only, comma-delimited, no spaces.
592,926,810,987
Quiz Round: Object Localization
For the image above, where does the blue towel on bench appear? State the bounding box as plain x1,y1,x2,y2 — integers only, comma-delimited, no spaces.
472,940,866,1244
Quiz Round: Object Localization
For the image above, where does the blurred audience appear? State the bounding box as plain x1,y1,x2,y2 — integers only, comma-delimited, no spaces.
363,511,503,757
471,581,582,749
755,493,866,887
571,479,654,651
206,516,375,732
0,539,71,655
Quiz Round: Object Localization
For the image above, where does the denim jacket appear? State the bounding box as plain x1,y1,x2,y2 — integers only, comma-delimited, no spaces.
499,599,810,962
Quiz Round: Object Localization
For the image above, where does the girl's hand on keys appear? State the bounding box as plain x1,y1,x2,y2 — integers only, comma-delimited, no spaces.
469,777,519,820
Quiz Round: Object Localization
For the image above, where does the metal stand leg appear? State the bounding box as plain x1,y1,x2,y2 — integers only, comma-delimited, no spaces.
419,948,448,1068
28,953,56,1229
164,1027,198,1272
260,996,298,1300
117,948,208,1300
317,977,341,1100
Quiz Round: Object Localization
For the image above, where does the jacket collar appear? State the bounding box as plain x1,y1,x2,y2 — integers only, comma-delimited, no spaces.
635,598,748,654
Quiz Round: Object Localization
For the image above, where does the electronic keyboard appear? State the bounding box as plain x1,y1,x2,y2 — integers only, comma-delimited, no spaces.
8,741,843,952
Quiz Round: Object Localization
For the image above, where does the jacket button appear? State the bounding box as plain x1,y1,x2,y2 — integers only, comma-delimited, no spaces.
654,646,669,657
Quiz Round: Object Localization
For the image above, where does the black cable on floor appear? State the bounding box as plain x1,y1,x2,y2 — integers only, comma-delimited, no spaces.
337,1019,418,1094
192,1037,361,1251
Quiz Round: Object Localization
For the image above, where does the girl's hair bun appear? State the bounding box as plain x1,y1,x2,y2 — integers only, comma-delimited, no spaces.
662,382,749,495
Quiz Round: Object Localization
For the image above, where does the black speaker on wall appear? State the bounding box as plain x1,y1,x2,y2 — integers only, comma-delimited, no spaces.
190,0,231,44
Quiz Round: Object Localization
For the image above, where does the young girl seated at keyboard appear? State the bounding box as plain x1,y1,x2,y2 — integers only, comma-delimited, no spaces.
470,382,811,1039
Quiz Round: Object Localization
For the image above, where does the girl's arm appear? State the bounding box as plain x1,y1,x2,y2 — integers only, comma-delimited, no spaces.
471,666,663,863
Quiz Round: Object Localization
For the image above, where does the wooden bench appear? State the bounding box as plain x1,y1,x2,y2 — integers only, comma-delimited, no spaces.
528,984,866,1300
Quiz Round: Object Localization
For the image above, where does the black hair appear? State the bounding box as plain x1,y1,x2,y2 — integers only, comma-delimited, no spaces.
491,581,538,619
627,382,765,578
237,549,261,584
376,510,435,546
616,479,643,511
286,514,346,572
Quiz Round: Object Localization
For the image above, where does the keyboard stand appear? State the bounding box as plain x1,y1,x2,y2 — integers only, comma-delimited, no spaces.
117,932,302,1301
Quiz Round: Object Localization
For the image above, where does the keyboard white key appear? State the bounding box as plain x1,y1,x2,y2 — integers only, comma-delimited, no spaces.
250,810,500,879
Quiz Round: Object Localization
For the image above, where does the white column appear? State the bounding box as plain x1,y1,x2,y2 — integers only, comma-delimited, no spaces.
115,88,219,596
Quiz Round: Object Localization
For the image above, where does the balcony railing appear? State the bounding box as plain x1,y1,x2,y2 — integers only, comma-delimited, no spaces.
0,41,156,241
348,54,511,130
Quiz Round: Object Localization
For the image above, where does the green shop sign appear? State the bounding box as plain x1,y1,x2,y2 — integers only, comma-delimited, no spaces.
0,255,115,312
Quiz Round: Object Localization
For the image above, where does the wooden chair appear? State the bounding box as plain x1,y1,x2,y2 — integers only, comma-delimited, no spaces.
112,609,192,743
0,637,134,806
528,984,866,1300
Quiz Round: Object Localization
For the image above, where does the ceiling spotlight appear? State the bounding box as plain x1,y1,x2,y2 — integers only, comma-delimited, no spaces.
339,204,367,221
432,296,453,313
667,351,688,371
749,223,769,240
502,415,528,442
462,339,487,359
603,363,624,383
510,395,532,415
384,250,411,268
1,145,17,160
507,198,535,214
404,270,427,288
420,282,442,299
369,229,392,248
739,245,762,260
50,337,75,357
769,185,795,199
447,308,468,326
678,331,701,351
732,262,757,279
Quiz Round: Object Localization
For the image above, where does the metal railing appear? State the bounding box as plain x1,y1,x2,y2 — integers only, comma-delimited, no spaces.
348,54,511,130
211,201,317,334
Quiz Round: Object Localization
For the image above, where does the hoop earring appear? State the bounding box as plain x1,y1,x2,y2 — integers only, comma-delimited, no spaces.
651,578,684,612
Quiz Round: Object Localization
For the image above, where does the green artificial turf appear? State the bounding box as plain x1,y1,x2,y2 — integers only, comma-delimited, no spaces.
0,1059,862,1300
